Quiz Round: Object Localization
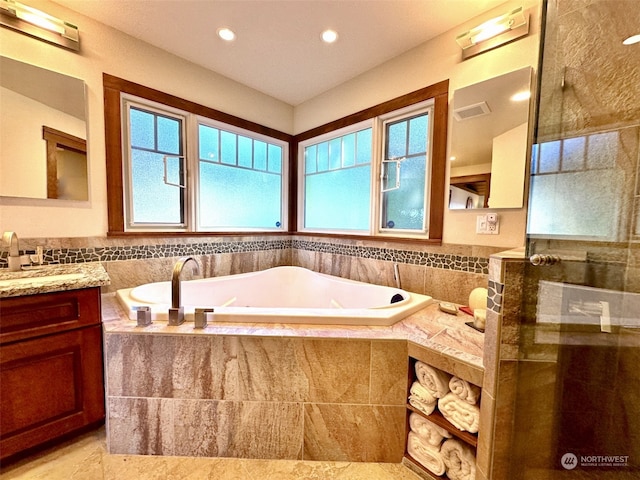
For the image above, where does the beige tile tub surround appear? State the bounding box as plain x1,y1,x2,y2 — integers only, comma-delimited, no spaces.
102,293,484,464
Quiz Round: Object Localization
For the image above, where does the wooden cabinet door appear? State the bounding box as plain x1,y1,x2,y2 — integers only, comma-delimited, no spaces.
0,325,105,460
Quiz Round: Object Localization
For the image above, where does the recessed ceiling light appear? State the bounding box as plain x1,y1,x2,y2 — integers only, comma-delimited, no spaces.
217,27,236,42
622,34,640,45
321,29,338,44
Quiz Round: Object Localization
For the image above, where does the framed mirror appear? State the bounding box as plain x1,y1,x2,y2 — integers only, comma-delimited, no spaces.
0,56,88,201
448,66,533,209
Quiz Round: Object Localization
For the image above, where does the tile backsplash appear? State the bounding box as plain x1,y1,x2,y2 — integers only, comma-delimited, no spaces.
2,235,504,304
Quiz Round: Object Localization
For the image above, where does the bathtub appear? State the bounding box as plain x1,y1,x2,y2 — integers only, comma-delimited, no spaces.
115,266,432,326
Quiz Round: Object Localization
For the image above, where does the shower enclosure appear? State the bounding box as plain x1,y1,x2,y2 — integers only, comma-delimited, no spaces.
509,0,640,478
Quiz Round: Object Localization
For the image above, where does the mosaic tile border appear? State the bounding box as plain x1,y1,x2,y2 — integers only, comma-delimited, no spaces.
292,239,489,274
487,279,505,314
0,238,489,275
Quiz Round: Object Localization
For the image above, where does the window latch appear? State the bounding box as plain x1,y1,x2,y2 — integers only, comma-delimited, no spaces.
381,157,405,193
162,155,186,189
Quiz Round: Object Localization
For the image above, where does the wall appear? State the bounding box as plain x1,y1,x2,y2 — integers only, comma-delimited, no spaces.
1,1,544,305
1,0,540,246
0,0,293,238
295,0,542,248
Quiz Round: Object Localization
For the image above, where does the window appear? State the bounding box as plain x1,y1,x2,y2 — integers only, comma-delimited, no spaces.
301,123,373,231
105,75,291,234
197,121,283,230
298,98,440,239
105,74,447,241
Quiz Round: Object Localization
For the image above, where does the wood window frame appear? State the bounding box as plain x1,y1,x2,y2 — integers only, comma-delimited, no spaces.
103,73,294,236
103,74,447,243
294,80,449,244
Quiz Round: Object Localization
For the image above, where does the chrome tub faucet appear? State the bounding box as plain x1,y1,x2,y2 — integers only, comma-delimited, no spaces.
168,256,200,325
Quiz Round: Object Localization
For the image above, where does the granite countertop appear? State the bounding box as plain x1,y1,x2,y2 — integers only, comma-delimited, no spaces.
0,262,111,298
101,293,484,373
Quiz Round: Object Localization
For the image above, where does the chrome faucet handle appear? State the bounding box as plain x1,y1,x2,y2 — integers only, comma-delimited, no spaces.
194,308,214,329
168,306,185,326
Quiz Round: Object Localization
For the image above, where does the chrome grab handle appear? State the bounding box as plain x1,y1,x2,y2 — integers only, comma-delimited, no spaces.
381,157,405,193
163,155,186,188
529,254,561,266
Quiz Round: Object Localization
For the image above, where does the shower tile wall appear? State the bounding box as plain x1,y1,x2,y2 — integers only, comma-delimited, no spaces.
5,234,502,305
104,333,407,462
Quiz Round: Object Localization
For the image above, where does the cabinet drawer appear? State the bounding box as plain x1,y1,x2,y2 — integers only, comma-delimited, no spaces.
0,325,105,460
0,288,101,344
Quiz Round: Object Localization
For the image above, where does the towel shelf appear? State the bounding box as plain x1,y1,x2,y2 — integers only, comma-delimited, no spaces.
404,356,481,480
406,404,478,448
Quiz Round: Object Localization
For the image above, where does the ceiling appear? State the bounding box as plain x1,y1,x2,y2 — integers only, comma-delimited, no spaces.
54,0,507,106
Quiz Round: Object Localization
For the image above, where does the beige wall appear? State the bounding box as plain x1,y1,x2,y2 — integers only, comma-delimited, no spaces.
0,0,293,238
295,0,542,248
0,0,541,249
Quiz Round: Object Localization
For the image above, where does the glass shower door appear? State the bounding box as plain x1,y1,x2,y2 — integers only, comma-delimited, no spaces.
509,0,640,478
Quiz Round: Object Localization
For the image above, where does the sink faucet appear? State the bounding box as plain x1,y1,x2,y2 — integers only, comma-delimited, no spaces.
168,256,200,325
3,231,21,271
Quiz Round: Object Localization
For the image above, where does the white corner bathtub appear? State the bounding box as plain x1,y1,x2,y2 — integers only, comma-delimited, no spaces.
115,266,432,326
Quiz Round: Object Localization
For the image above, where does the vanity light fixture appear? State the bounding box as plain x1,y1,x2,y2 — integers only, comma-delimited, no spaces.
321,29,338,44
623,34,640,45
0,0,79,51
217,27,236,41
456,6,529,60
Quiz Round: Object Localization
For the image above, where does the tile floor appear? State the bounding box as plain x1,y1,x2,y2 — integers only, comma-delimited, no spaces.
0,428,423,480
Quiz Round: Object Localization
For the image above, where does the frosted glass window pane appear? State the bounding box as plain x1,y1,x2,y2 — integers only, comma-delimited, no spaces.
317,142,329,172
238,136,253,169
408,115,428,155
343,133,355,167
305,165,371,230
587,132,618,170
329,138,342,170
220,131,236,165
199,125,218,162
199,163,281,228
305,145,317,174
130,109,155,149
157,116,180,154
539,140,561,173
382,155,425,230
268,144,282,173
531,143,540,173
131,150,182,223
255,141,267,171
387,121,407,158
356,129,372,165
561,136,585,171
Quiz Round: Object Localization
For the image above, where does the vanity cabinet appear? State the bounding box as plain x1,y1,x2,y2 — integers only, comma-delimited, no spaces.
0,287,105,461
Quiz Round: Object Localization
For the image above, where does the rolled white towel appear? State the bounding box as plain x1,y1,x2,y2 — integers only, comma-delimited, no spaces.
415,361,452,398
409,412,452,447
438,392,480,433
449,376,481,405
441,438,476,480
408,381,437,416
407,432,446,476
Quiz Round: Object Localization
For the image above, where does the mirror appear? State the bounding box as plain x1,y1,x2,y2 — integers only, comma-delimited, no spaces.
0,56,88,201
449,67,532,209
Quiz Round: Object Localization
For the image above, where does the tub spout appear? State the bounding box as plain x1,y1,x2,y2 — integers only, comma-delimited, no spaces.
168,256,200,325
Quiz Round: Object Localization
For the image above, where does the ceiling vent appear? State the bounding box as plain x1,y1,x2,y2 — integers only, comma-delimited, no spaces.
453,101,491,121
